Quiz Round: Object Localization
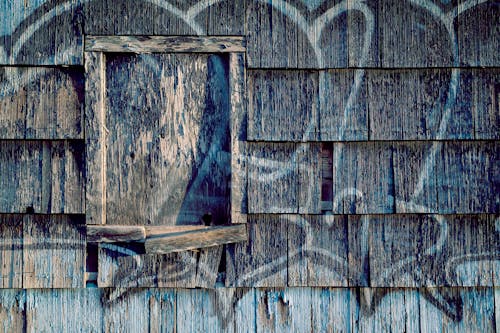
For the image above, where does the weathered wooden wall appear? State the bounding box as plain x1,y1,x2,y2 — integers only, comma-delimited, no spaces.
0,0,498,332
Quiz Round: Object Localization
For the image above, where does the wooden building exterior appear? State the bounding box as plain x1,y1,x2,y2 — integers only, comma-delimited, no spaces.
0,0,498,331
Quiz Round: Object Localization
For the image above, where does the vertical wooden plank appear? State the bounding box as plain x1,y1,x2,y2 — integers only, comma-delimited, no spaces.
151,289,176,333
83,0,115,34
230,53,248,224
287,215,349,286
378,0,454,67
298,143,321,214
319,69,368,141
457,0,500,67
255,288,312,333
0,215,23,289
54,0,83,65
226,215,288,287
246,1,298,68
247,143,298,213
247,70,319,141
102,289,152,333
195,246,223,288
348,0,380,67
153,0,208,35
347,215,370,287
419,287,496,332
0,289,25,333
393,141,439,213
208,0,246,35
22,215,85,288
495,287,500,332
234,288,256,333
85,51,105,224
310,288,353,332
332,142,395,214
437,141,499,213
25,289,102,333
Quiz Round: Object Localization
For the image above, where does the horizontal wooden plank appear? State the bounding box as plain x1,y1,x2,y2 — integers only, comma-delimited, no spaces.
86,225,146,243
145,224,247,254
0,140,84,214
85,35,245,52
0,67,84,139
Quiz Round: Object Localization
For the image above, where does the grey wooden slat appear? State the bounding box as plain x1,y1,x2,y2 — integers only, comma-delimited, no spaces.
298,143,321,214
319,70,368,141
103,53,231,226
348,0,380,67
0,289,25,332
0,215,23,289
0,67,83,139
83,0,115,35
367,214,495,288
153,0,208,35
247,143,298,213
149,289,176,333
85,35,245,53
247,70,319,141
332,142,395,214
102,288,152,332
347,215,370,286
87,225,146,243
208,0,246,35
378,0,455,67
230,53,248,224
54,0,84,65
419,287,496,332
496,287,500,330
437,141,499,213
85,51,105,224
0,141,84,214
25,289,102,333
246,1,298,68
226,215,288,287
22,215,85,288
297,4,348,68
393,141,439,213
287,215,349,286
310,288,353,333
457,0,500,67
255,288,312,333
195,246,223,288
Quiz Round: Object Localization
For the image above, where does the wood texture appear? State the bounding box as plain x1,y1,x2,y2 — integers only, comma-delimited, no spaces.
0,140,84,214
0,289,25,332
246,1,298,68
101,53,231,226
207,0,246,35
85,35,245,53
0,67,84,139
145,224,247,254
247,70,319,141
87,225,146,243
0,215,23,289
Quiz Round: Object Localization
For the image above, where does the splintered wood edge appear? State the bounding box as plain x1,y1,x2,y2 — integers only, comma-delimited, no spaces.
144,224,248,254
85,36,246,53
87,225,146,242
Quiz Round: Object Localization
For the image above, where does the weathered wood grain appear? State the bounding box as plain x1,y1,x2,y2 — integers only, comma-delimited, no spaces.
87,225,146,243
22,215,85,288
0,67,84,139
0,289,25,332
310,288,353,333
331,142,395,214
246,1,298,68
247,70,319,141
85,51,106,225
152,0,208,35
457,0,500,67
102,288,152,332
229,53,248,224
348,0,380,67
0,215,23,289
26,289,103,333
226,215,288,287
145,224,247,254
0,140,84,214
320,142,333,211
2,0,83,65
85,35,245,53
102,53,231,226
287,215,349,286
298,143,322,214
208,0,246,35
378,0,454,67
319,70,368,141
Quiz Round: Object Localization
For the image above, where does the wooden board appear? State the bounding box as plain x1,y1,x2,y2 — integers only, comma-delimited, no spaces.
0,289,25,332
0,215,23,289
0,67,84,139
86,52,232,226
246,1,298,68
457,0,500,67
331,142,394,214
247,70,319,141
0,140,84,214
348,0,380,67
1,0,83,65
319,70,368,141
85,36,245,53
207,0,246,35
